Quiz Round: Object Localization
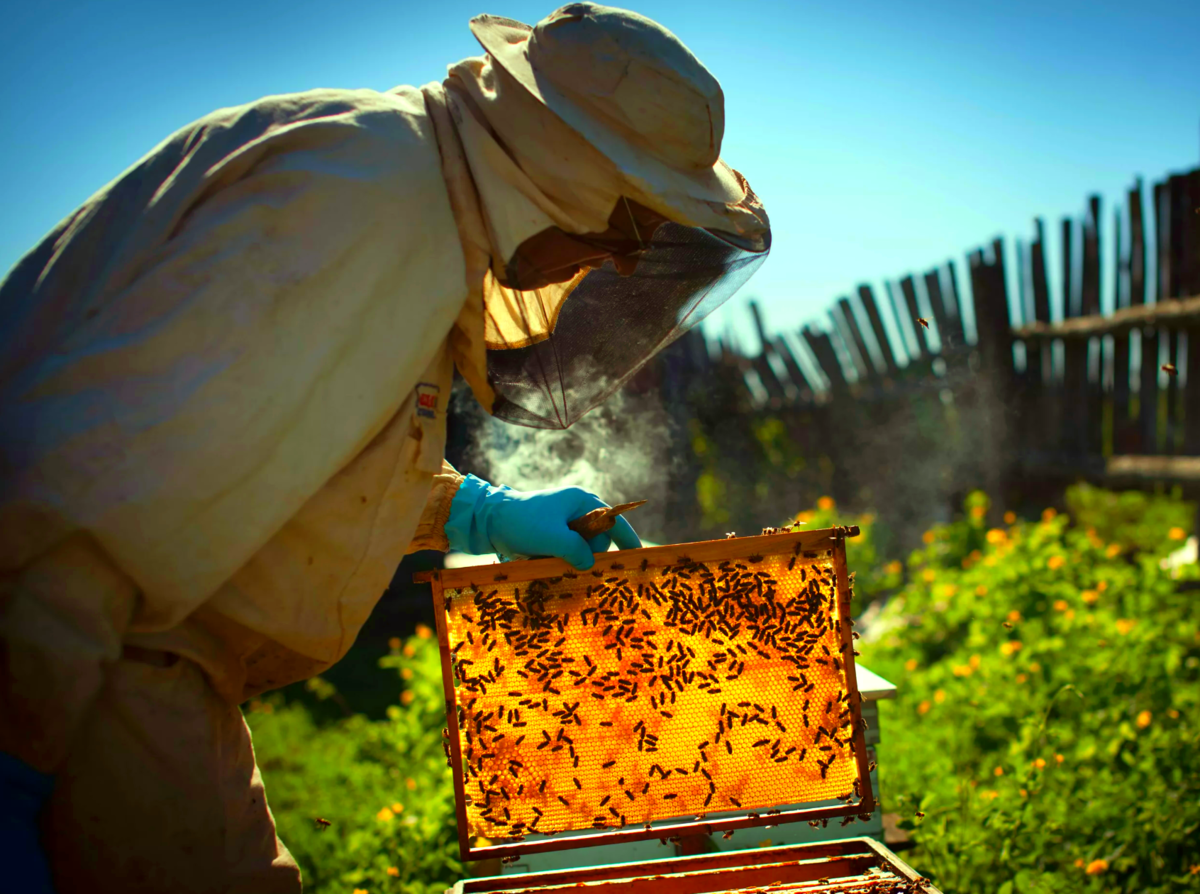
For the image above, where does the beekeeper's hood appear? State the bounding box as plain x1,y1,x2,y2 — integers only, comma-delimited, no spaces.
429,2,770,429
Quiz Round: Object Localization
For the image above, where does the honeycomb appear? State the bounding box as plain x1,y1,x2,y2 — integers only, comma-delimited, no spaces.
441,545,864,841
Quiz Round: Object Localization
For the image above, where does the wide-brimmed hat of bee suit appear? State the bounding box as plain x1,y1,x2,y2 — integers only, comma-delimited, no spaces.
425,2,770,429
0,5,766,891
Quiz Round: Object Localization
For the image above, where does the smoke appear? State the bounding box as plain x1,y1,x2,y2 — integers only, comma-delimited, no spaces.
459,386,675,543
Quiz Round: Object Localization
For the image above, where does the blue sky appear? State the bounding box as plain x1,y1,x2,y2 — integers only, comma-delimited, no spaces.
1,0,1196,359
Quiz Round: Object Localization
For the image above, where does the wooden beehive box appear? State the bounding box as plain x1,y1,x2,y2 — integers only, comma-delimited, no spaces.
420,526,941,893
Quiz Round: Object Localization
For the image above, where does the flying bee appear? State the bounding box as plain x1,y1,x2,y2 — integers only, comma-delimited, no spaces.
722,830,735,839
314,817,332,831
1003,622,1013,629
916,811,926,818
1163,363,1178,377
916,318,930,330
502,856,520,865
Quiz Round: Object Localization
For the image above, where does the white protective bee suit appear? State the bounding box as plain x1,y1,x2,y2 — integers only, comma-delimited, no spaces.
0,4,769,891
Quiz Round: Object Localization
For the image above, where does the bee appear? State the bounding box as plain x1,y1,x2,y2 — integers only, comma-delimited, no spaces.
725,532,737,539
722,830,735,840
494,573,508,581
1163,363,1178,377
916,318,930,330
916,811,926,818
502,856,520,865
314,817,332,831
1003,622,1013,629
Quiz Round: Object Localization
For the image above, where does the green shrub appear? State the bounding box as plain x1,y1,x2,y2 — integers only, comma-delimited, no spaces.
860,487,1200,892
246,626,462,894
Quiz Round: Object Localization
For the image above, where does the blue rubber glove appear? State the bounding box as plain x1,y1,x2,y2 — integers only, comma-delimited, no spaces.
446,475,642,570
0,751,57,894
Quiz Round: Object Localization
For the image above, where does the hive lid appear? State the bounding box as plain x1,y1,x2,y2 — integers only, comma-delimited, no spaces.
418,526,875,862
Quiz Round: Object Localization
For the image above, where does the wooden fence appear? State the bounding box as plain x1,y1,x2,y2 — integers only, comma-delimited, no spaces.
620,164,1200,547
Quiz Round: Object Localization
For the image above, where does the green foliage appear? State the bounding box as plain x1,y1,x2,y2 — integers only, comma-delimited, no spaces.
246,627,462,894
859,486,1200,893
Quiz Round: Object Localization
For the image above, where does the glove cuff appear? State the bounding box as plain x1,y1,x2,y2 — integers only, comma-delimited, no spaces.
445,474,498,555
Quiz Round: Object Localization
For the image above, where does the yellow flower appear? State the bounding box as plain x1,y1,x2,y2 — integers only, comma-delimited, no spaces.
940,583,958,598
1065,609,1076,620
1042,508,1057,523
401,667,414,680
1074,859,1084,868
1000,641,1022,657
1136,710,1152,729
980,789,999,801
975,584,988,597
387,867,400,877
1016,673,1027,683
1085,859,1108,875
905,658,918,672
922,569,936,583
885,560,903,575
986,528,1006,545
1047,555,1065,570
1007,610,1021,622
817,496,835,511
391,803,404,814
917,700,931,715
933,689,946,704
994,766,1004,777
1029,662,1040,673
969,654,981,669
400,691,414,706
1169,709,1180,719
403,644,416,658
1033,758,1046,770
970,505,987,521
922,530,936,545
953,664,972,677
1004,511,1016,525
415,623,434,639
376,807,394,822
1115,619,1136,636
1169,526,1187,541
406,777,417,790
354,889,369,894
1055,754,1064,764
1105,543,1121,558
1054,599,1069,611
1097,580,1108,591
388,637,401,650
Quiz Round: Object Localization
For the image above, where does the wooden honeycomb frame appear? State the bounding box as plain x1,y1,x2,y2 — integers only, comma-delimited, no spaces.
419,526,875,861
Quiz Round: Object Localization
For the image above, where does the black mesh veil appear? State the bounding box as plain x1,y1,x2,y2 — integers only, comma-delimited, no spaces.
487,222,770,429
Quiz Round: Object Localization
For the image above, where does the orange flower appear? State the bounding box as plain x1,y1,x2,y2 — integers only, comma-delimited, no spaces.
401,667,414,680
1015,673,1027,683
391,802,404,814
975,584,988,596
388,637,401,650
1169,709,1180,719
1085,859,1108,875
376,807,394,822
1169,527,1186,541
980,789,999,801
1105,543,1121,558
970,505,987,521
933,689,946,704
817,496,835,511
400,691,414,706
1033,758,1046,770
1047,555,1065,570
885,560,903,575
986,528,1007,545
917,700,931,715
922,530,936,545
1029,662,1041,673
1055,754,1064,764
905,659,918,672
387,867,400,877
1074,859,1084,868
1000,641,1022,657
415,623,433,639
1065,608,1076,620
403,644,416,658
406,777,417,790
993,766,1004,777
1097,580,1108,592
969,654,981,669
1004,511,1016,525
1136,710,1152,729
1007,610,1021,622
922,569,936,583
1042,508,1057,523
1053,599,1069,611
1115,619,1136,636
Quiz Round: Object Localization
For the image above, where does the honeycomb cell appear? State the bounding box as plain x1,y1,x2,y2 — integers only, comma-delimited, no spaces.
441,547,864,840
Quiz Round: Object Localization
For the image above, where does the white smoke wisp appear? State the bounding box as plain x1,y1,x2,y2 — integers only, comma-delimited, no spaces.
471,388,674,542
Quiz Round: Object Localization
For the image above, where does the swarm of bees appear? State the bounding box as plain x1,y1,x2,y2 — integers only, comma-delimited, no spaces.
440,542,870,842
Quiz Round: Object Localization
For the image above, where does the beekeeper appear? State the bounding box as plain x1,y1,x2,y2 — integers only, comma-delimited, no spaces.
0,3,770,892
